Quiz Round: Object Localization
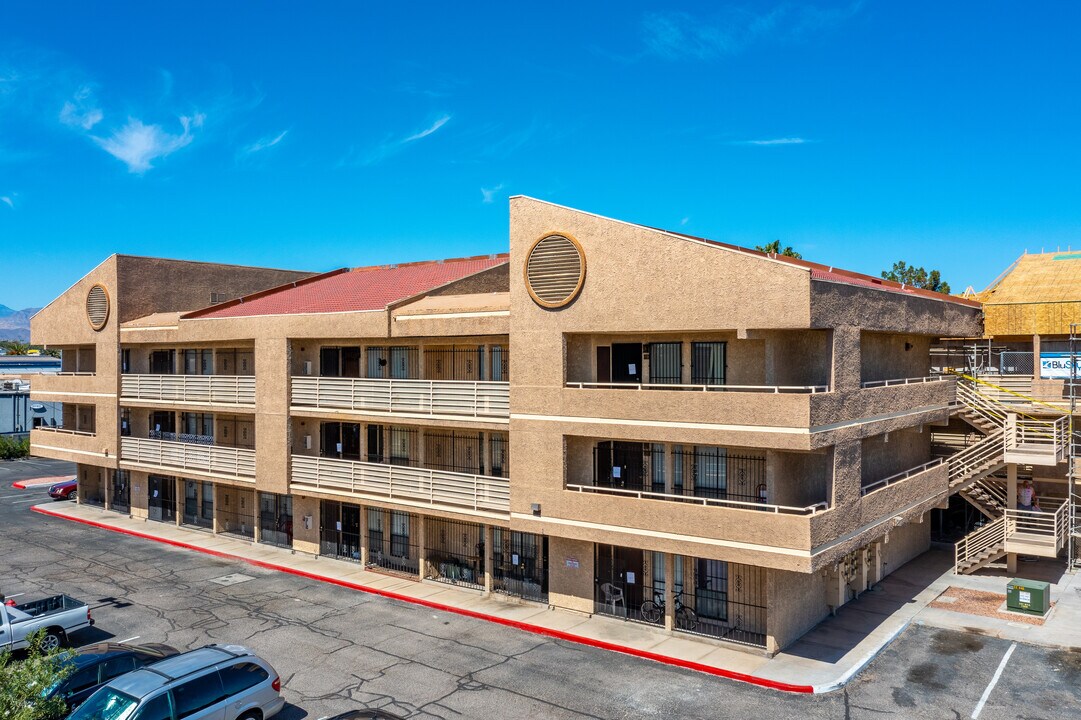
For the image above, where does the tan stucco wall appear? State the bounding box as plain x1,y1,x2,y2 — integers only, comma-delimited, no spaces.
547,536,594,613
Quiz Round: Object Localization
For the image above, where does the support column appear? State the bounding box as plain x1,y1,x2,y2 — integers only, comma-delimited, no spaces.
417,514,427,580
482,433,491,476
664,443,674,494
103,469,112,511
359,506,369,567
664,553,675,631
175,478,183,527
483,525,494,595
858,547,869,596
252,491,261,544
1007,463,1018,573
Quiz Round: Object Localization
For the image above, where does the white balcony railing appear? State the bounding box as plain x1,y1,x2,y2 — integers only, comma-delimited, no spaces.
564,381,828,394
860,375,950,389
121,374,256,405
565,483,828,515
291,376,509,419
291,454,509,515
121,437,256,480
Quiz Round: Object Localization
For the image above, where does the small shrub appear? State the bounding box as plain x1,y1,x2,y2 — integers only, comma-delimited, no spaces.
0,435,30,460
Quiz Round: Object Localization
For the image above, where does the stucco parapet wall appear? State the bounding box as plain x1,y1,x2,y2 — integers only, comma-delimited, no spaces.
31,429,118,468
30,373,117,398
810,281,982,336
173,311,390,343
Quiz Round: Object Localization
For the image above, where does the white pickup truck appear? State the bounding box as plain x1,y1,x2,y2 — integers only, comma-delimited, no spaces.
0,594,93,652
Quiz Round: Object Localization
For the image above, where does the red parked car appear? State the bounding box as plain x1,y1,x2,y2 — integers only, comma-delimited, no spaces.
48,478,78,500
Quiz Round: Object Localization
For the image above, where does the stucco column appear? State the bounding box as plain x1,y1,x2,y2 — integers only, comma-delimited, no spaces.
104,469,112,511
254,337,291,495
175,477,184,527
252,492,262,544
483,525,494,595
359,506,369,567
663,553,675,631
681,340,692,384
830,326,862,393
858,547,869,596
831,442,862,510
417,515,427,579
664,443,674,495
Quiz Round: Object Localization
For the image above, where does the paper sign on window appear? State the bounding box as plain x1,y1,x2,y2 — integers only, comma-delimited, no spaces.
628,364,637,375
626,571,636,584
336,521,342,531
612,466,621,479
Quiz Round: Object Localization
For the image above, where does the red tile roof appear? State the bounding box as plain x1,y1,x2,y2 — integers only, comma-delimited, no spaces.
661,229,980,308
185,255,508,319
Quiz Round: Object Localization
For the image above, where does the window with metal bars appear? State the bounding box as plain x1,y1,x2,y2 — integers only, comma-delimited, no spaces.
425,518,485,590
493,530,548,603
366,346,418,379
424,346,484,381
648,342,682,384
424,429,482,474
691,341,726,385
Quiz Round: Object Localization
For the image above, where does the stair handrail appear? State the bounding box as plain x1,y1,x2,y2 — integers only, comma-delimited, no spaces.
968,476,1008,509
955,515,1006,573
948,428,1005,487
955,371,1071,415
953,373,1070,454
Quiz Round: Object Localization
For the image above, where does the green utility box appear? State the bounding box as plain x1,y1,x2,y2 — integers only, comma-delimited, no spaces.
1006,578,1050,616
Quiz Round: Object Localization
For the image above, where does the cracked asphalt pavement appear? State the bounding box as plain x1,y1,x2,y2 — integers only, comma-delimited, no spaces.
2,458,1079,718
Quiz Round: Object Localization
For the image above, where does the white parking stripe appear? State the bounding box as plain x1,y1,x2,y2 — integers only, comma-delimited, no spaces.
117,636,140,644
9,497,46,504
971,642,1017,719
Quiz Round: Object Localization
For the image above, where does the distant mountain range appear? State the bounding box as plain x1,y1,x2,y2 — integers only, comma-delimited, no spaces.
0,305,41,342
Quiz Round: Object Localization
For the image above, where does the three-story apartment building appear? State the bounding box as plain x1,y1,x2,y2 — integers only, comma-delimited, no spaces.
30,198,982,654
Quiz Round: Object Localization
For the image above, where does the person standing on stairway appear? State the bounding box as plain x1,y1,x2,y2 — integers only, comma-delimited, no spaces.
1018,479,1036,511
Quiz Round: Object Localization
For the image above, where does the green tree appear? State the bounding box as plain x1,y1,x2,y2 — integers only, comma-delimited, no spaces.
0,436,30,460
0,341,32,356
755,239,802,259
0,630,73,720
881,261,951,294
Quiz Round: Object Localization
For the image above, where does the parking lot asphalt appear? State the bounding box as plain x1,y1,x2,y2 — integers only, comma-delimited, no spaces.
3,458,1080,718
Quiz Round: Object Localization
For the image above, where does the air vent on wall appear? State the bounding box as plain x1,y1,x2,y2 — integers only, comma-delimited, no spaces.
86,284,110,331
525,234,586,309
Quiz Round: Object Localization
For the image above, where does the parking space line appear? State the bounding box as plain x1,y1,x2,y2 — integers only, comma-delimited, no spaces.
971,642,1017,719
9,498,44,504
117,636,140,644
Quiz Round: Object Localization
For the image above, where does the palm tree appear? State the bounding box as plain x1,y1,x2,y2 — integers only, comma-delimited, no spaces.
0,341,32,356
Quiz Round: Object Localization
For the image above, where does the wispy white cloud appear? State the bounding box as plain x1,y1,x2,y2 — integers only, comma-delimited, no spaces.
481,183,504,204
243,129,288,155
642,3,862,61
59,84,102,130
345,113,453,167
732,137,811,146
680,216,690,226
403,114,451,143
92,113,205,173
0,196,13,209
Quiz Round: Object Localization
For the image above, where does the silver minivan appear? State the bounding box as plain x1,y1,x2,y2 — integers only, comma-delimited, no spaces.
68,644,284,720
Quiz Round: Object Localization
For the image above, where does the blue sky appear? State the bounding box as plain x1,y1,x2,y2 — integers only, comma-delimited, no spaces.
2,2,1080,309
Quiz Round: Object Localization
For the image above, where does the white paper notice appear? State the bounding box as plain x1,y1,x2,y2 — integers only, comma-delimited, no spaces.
628,364,637,375
336,442,343,453
1019,591,1032,604
336,521,342,531
153,490,159,498
626,572,636,584
612,466,621,478
511,554,520,565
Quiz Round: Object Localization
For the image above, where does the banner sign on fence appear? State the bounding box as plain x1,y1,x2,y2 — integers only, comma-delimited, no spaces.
1039,352,1081,379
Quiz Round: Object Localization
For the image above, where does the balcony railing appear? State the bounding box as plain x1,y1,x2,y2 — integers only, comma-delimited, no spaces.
291,454,509,515
32,426,96,437
860,458,945,496
121,375,256,405
291,376,510,419
121,437,256,480
565,483,828,515
860,375,949,389
564,381,828,394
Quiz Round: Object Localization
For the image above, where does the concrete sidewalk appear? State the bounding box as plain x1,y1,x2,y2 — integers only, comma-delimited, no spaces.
28,500,1079,694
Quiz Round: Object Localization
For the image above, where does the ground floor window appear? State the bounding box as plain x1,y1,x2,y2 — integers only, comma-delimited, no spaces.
424,518,484,590
367,508,418,576
593,544,648,622
683,559,766,648
147,475,176,523
259,493,293,548
320,500,361,562
182,480,214,530
110,470,130,514
493,530,548,603
217,488,255,540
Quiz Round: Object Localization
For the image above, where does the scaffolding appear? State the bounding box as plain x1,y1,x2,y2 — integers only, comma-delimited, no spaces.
1071,323,1081,571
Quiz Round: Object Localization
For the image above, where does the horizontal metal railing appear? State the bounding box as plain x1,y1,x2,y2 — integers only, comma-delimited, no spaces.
1004,502,1069,552
955,515,1005,572
1007,415,1069,462
291,454,509,514
860,458,944,496
860,375,950,389
121,437,256,480
33,426,96,437
291,376,509,419
48,371,96,377
564,483,828,515
947,428,1005,488
121,374,256,405
563,381,828,394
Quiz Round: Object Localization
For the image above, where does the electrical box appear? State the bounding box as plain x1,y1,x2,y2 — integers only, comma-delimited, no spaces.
1006,578,1050,616
303,435,312,450
303,360,312,376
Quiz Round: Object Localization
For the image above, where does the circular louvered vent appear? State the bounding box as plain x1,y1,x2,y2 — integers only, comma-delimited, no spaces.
525,234,586,308
86,285,110,331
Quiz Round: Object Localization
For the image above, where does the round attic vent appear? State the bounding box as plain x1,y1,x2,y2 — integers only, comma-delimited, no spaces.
525,234,586,308
86,284,110,331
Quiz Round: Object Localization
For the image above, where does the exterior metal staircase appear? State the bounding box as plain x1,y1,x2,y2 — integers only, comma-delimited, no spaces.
948,374,1071,574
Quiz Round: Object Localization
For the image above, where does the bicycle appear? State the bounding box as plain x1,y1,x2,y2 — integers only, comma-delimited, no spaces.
640,589,698,630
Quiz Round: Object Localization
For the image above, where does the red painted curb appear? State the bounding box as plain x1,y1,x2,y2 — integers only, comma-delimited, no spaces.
12,481,28,489
30,505,815,694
